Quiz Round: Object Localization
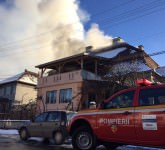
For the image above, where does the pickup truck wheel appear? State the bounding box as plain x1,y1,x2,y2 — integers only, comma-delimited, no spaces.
19,128,29,141
53,131,64,145
72,126,96,150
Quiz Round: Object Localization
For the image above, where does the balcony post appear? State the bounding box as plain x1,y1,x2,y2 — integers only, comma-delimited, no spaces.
41,68,46,77
95,60,98,76
81,57,84,69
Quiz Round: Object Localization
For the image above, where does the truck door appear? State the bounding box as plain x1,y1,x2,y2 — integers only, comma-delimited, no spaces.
97,90,136,142
42,111,61,138
135,86,165,146
28,112,48,137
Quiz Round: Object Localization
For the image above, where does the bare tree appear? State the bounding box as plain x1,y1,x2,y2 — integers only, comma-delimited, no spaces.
105,61,142,92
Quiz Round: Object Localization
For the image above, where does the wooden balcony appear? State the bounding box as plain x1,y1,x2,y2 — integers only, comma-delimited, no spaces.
37,70,102,88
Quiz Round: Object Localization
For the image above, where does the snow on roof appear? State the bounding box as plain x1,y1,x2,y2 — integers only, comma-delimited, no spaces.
0,73,24,85
94,47,126,58
137,62,151,72
0,71,37,85
18,74,37,85
155,66,165,76
106,61,151,77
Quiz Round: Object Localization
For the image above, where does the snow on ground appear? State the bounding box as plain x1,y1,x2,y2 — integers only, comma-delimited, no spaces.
0,129,18,135
0,129,164,150
117,145,165,150
29,137,43,142
0,129,43,141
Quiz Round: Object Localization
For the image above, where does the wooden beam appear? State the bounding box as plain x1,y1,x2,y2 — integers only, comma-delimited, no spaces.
41,68,46,77
81,57,84,70
95,60,98,77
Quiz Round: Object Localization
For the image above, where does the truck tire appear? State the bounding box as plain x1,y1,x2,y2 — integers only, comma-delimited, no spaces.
19,128,29,141
53,130,64,145
72,126,96,150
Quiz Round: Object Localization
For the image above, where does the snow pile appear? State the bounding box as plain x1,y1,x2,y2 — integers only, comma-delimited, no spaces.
0,129,18,135
117,145,164,150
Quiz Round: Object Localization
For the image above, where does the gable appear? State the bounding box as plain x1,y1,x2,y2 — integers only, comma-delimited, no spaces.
19,74,37,85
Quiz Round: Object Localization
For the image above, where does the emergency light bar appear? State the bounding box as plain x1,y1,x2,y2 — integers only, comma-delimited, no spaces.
136,79,152,86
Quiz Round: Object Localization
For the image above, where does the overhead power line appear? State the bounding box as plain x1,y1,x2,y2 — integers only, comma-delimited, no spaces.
91,0,136,18
100,0,165,29
0,0,164,52
149,50,165,57
0,0,142,49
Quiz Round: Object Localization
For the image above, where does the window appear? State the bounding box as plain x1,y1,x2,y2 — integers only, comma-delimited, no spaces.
139,87,165,106
46,90,57,104
61,112,67,122
35,112,48,122
105,90,135,109
59,88,72,103
0,87,3,96
6,86,11,95
10,85,14,95
66,112,75,122
47,112,59,122
4,87,6,95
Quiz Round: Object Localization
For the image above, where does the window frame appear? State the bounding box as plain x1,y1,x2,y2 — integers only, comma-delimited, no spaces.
34,112,48,123
59,88,72,103
47,111,60,122
104,90,135,109
46,90,57,104
138,86,165,107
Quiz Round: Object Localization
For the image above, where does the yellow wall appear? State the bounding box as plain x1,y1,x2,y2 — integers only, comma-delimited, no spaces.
15,83,37,104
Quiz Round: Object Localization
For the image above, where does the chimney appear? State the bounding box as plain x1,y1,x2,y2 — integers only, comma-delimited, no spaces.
112,37,124,45
85,46,93,53
138,45,144,51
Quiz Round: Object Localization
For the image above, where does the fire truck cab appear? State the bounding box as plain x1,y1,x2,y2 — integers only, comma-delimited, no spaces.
69,79,165,150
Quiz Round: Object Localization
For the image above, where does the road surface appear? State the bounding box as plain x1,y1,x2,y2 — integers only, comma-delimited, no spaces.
0,133,164,150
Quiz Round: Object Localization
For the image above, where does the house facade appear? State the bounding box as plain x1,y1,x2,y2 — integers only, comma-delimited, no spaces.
0,69,38,117
36,39,160,113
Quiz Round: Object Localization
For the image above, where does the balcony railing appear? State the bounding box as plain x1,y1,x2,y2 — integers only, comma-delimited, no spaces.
37,70,102,87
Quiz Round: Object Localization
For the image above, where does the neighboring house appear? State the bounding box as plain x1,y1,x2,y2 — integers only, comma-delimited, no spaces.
36,38,160,112
0,69,38,116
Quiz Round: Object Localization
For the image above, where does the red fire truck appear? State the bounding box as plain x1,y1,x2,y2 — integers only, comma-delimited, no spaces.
69,79,165,150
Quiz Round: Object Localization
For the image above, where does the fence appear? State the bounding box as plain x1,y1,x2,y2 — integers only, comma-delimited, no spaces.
0,120,30,129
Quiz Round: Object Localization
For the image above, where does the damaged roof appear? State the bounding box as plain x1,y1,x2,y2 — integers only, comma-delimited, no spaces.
36,42,159,70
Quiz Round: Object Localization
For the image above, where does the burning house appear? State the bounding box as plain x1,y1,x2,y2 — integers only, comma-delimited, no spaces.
36,38,160,112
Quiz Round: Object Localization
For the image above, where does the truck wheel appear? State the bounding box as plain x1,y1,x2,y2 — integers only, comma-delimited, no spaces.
53,131,64,145
72,126,96,150
19,128,29,141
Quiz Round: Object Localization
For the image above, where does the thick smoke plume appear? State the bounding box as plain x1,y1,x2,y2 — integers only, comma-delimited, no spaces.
0,0,113,77
86,24,113,49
